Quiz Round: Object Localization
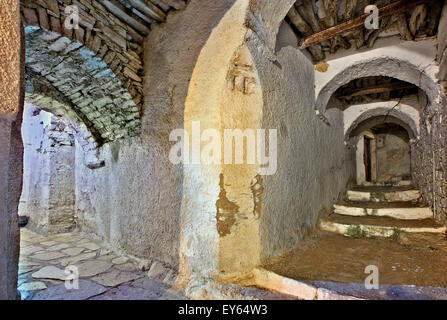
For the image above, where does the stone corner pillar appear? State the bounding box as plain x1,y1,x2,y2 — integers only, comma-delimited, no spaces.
0,0,24,300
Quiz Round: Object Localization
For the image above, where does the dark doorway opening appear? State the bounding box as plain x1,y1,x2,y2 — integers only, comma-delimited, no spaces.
364,136,372,182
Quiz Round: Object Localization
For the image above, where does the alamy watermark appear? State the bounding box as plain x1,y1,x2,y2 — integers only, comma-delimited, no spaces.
364,265,379,290
169,121,277,176
65,265,79,290
365,5,380,30
64,5,80,30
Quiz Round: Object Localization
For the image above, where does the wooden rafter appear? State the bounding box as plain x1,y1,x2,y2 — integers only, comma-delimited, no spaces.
299,0,432,49
336,82,416,99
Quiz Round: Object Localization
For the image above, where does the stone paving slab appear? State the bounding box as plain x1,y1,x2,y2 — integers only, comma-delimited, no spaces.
32,266,67,281
61,247,85,256
29,280,108,300
77,260,113,277
312,281,447,300
18,281,47,292
31,251,67,261
58,252,98,266
89,278,185,300
90,270,142,287
18,228,187,300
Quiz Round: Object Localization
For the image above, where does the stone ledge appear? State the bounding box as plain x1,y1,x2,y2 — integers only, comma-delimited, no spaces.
320,220,447,238
252,268,361,300
333,204,433,220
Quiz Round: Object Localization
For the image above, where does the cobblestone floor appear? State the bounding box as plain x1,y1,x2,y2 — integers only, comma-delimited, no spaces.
18,228,186,300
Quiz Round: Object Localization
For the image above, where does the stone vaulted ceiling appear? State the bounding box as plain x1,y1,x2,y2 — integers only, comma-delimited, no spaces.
25,26,141,143
20,0,187,143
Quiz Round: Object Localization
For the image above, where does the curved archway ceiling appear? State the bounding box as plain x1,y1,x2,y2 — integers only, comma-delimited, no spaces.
348,113,418,140
286,0,444,62
25,69,106,167
370,123,411,141
25,26,142,142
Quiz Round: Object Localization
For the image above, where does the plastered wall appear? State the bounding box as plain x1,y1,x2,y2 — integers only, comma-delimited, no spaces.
73,0,355,285
376,132,411,182
252,43,354,262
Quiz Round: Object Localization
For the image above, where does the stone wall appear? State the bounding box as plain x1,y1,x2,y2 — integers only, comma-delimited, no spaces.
251,43,355,263
412,6,447,224
72,0,236,270
25,70,104,168
376,131,411,182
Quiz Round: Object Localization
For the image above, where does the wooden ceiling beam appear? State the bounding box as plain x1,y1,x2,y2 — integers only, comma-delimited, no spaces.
336,82,417,99
300,0,432,49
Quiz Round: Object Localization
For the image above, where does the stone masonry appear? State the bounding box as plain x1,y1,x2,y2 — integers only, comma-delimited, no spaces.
20,0,188,110
18,227,185,300
412,96,447,225
25,70,105,168
25,26,141,143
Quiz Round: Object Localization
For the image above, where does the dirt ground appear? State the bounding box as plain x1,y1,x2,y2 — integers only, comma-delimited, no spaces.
263,231,447,288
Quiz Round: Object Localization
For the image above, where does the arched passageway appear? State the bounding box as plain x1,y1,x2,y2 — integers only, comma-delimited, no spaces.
176,0,447,299
2,0,447,301
350,121,413,186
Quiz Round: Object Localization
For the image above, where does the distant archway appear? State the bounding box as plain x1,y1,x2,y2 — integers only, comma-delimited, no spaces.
316,57,442,114
345,108,419,141
25,69,104,168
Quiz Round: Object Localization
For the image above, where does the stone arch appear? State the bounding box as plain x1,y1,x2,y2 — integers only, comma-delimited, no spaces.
345,108,419,141
343,99,421,138
180,0,266,288
245,0,296,51
20,0,146,108
25,69,104,168
25,26,141,144
315,57,442,114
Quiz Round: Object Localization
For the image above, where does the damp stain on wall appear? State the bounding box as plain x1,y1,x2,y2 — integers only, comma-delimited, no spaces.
251,174,263,219
216,174,239,237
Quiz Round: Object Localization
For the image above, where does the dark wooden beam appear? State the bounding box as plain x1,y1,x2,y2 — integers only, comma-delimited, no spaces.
409,4,427,36
102,0,150,36
336,82,416,99
426,0,445,36
300,0,432,49
300,0,323,33
287,6,325,61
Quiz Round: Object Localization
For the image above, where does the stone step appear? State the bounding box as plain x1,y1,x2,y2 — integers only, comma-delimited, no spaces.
362,180,412,187
346,188,420,203
333,202,432,220
320,214,446,239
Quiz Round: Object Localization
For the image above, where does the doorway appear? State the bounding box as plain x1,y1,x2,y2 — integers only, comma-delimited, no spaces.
364,136,372,182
